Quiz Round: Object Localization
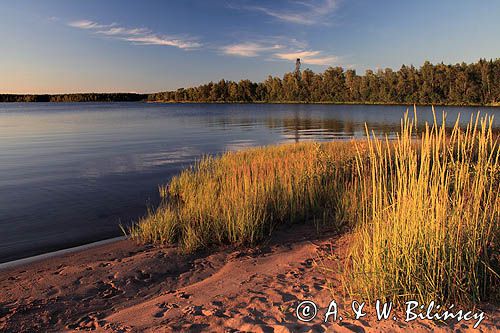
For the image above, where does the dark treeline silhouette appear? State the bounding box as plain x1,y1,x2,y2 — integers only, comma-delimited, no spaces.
0,93,147,103
2,59,499,105
148,59,500,105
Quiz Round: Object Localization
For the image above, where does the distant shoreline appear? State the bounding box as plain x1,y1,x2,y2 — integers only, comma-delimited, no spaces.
3,59,500,107
1,99,499,107
146,100,500,107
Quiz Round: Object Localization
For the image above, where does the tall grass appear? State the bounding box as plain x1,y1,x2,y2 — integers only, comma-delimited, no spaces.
130,141,362,252
130,110,499,305
346,111,499,305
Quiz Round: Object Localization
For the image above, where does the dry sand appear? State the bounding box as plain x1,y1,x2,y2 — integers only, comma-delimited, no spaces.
0,225,498,332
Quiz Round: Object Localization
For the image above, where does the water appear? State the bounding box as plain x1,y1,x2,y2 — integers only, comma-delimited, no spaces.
1,102,498,263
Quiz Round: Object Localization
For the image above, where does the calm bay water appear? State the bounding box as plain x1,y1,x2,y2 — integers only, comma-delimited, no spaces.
1,102,499,262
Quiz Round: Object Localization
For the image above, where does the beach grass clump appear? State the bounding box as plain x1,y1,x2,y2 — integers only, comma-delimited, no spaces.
130,141,363,251
345,111,500,305
130,109,499,305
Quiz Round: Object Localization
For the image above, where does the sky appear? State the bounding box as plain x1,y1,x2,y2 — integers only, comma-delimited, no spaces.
1,0,499,94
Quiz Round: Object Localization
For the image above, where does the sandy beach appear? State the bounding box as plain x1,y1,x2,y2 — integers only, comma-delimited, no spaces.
1,224,498,332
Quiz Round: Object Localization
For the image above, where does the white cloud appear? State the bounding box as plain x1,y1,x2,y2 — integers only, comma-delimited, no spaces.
68,20,201,50
125,36,201,49
221,42,282,57
238,0,338,25
274,50,321,59
97,27,150,36
274,50,338,65
68,19,338,65
68,20,116,30
220,37,338,66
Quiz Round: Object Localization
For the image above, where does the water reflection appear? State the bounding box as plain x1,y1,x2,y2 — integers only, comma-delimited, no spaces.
206,104,498,143
0,102,498,262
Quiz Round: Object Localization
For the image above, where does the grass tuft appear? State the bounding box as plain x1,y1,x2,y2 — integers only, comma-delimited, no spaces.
345,110,499,305
129,141,362,252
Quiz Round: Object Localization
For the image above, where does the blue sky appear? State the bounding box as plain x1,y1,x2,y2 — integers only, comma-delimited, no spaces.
1,0,499,93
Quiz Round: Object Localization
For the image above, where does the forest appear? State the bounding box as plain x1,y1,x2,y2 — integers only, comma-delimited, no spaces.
0,93,147,103
148,59,500,105
2,59,499,105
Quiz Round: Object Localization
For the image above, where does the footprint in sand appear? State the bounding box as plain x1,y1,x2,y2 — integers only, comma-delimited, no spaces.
302,258,314,268
134,270,151,281
45,286,60,297
182,305,204,316
154,301,179,317
276,290,297,303
213,308,229,318
300,284,310,293
175,291,191,299
313,282,324,291
211,300,224,307
339,322,366,332
248,288,266,295
98,262,111,268
286,271,301,279
249,296,267,304
187,323,210,331
68,313,105,331
97,281,123,299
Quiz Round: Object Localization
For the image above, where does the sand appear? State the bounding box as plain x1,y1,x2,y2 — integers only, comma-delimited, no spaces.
0,225,498,332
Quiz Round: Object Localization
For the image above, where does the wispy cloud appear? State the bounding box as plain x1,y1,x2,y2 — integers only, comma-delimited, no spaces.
220,36,338,66
68,20,116,30
125,36,201,49
235,0,338,25
221,42,283,57
273,50,338,65
97,27,150,36
68,19,337,65
68,20,201,49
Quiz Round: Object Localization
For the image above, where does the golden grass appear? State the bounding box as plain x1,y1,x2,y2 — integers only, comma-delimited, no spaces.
130,141,363,251
345,110,499,305
130,110,499,304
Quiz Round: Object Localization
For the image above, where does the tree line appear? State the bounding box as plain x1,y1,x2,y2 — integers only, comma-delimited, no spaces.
0,93,147,103
2,59,499,105
148,59,500,105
